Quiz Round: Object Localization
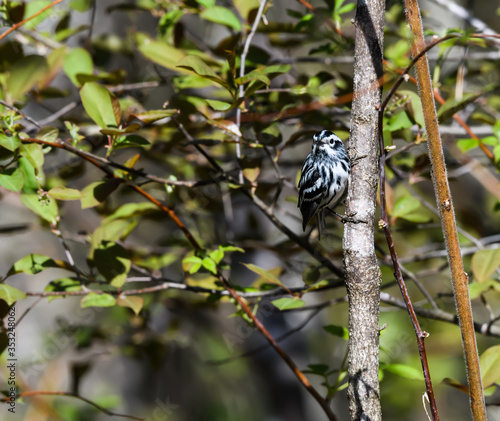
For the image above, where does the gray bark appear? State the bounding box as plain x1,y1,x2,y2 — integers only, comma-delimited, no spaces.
343,0,385,420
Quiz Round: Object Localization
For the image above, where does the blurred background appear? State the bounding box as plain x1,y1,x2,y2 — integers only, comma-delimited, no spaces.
0,0,500,420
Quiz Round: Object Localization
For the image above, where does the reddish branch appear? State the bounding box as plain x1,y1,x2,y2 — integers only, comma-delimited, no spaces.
0,0,66,42
403,3,487,419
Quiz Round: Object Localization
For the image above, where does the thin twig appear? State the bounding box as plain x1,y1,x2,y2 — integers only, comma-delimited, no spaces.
0,99,42,128
402,4,487,419
0,0,66,42
378,51,440,421
0,391,144,420
235,0,268,183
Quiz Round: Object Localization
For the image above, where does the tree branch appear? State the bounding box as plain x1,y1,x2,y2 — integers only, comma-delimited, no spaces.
403,1,486,418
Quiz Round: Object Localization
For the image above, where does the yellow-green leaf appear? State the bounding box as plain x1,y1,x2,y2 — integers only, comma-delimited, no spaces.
48,185,81,201
480,345,500,388
471,248,500,283
0,284,26,305
80,292,116,308
117,295,144,315
80,82,121,128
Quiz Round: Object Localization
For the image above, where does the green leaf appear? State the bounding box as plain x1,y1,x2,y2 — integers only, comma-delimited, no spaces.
0,133,21,151
104,202,157,223
272,297,306,310
233,0,260,21
323,324,349,340
136,33,186,72
200,6,242,31
235,69,271,86
242,263,285,288
386,111,413,131
392,195,421,219
202,257,217,274
23,1,51,29
7,254,64,276
218,245,245,253
480,345,500,388
117,295,144,315
457,138,478,153
36,126,59,142
306,364,330,376
44,278,82,301
209,249,224,264
0,284,26,305
135,253,179,271
80,179,121,209
176,55,233,93
63,47,94,87
80,82,121,128
80,292,116,308
471,248,500,283
196,0,215,7
7,55,49,100
381,363,424,381
128,109,178,124
114,135,150,150
438,92,483,124
0,168,25,192
206,99,232,111
256,123,282,146
93,242,131,288
20,143,44,170
21,194,59,225
90,220,137,257
48,185,81,200
469,280,495,299
398,90,425,128
183,255,203,274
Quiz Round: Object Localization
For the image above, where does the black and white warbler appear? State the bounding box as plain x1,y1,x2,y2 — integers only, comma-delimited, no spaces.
298,130,350,237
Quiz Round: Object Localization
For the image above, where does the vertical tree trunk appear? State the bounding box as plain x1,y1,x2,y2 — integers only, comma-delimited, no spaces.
343,0,385,420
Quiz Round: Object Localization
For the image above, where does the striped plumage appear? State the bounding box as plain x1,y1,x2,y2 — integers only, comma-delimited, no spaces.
298,130,350,237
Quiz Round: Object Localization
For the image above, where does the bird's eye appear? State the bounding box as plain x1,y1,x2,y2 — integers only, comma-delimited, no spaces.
329,139,334,145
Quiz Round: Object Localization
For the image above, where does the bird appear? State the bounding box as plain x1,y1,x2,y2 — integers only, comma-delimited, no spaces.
297,130,350,238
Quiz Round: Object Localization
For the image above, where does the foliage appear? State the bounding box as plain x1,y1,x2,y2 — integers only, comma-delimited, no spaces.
0,0,499,420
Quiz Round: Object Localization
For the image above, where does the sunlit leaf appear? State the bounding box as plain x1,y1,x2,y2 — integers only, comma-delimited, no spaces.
272,297,305,310
48,185,81,200
21,193,59,224
0,168,25,192
381,363,423,381
80,292,116,308
128,109,178,124
20,143,44,171
200,6,242,31
7,253,66,276
392,195,421,219
63,47,94,87
471,248,500,283
0,133,21,151
117,295,144,315
177,55,233,93
480,345,500,388
0,284,26,305
80,82,121,128
80,179,121,209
